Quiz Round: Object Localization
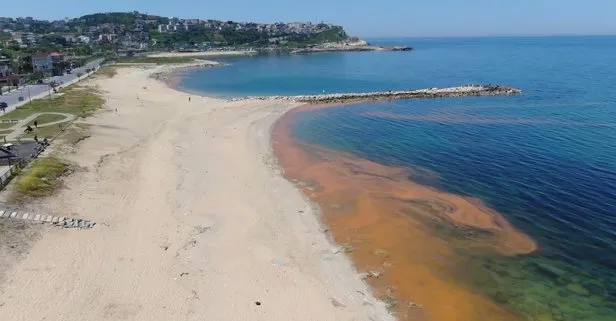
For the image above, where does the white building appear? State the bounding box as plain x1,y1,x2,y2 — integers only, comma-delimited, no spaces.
78,35,91,44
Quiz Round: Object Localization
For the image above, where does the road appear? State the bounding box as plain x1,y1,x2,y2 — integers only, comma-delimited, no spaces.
0,58,104,114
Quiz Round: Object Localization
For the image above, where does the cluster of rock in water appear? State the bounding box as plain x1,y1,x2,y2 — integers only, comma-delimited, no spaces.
232,85,522,103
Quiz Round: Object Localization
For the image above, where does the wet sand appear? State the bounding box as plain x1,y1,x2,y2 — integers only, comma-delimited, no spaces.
272,104,537,321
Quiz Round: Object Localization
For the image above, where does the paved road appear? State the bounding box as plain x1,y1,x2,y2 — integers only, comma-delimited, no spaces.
0,58,104,113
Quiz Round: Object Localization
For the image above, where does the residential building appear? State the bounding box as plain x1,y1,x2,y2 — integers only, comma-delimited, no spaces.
31,54,53,75
0,57,12,78
77,35,91,44
98,34,118,43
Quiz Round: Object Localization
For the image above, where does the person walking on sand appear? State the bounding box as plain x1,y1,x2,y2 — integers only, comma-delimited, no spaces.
34,120,38,128
189,97,191,102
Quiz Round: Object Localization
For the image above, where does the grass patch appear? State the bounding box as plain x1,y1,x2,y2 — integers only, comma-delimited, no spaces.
0,88,104,121
21,125,62,140
0,122,17,129
116,56,195,64
27,114,69,126
15,157,69,198
95,66,118,78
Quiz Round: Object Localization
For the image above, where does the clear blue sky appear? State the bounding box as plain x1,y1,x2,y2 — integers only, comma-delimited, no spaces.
2,0,616,37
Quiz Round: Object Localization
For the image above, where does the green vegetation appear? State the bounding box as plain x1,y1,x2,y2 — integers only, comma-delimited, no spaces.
22,125,63,140
95,66,118,78
116,56,195,64
0,122,17,130
149,25,349,50
15,157,69,197
27,114,69,127
0,87,104,121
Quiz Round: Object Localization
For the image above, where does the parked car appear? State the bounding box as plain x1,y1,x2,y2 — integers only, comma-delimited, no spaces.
0,102,7,108
36,79,44,84
18,96,25,102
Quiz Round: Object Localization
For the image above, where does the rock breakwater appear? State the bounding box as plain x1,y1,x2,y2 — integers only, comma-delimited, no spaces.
235,85,522,104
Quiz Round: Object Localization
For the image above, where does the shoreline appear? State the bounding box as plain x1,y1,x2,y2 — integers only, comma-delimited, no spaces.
165,64,534,321
0,64,394,321
147,50,258,58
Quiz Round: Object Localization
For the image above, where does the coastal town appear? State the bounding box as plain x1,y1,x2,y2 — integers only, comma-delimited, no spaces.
0,12,364,92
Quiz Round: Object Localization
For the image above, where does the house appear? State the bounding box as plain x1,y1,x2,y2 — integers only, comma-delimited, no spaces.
0,56,12,78
98,34,118,43
31,54,53,75
77,35,90,44
50,52,67,76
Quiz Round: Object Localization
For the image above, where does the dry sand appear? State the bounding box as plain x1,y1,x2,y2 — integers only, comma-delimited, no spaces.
148,50,257,58
0,66,393,321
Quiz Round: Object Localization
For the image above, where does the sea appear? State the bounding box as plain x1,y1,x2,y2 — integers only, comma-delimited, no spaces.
176,36,616,321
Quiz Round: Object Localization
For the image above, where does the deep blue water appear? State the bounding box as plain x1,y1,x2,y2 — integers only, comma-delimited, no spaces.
179,36,616,320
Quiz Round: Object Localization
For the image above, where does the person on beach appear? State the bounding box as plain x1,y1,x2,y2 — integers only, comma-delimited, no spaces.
189,97,191,102
34,120,38,128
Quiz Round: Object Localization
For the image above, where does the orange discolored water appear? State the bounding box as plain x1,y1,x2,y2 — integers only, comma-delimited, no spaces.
272,105,538,321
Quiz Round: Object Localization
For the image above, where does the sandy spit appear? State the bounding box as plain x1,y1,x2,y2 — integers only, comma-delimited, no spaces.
0,65,393,321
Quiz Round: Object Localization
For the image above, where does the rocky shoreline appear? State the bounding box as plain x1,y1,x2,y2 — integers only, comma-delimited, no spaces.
235,85,522,104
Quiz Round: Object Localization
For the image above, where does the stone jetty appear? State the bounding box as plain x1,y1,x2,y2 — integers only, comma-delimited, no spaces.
237,85,522,104
291,45,412,54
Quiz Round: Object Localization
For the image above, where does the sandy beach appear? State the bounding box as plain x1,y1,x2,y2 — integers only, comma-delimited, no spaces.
0,66,393,321
148,50,257,58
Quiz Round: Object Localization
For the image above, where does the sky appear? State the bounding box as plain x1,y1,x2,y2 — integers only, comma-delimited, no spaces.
2,0,616,37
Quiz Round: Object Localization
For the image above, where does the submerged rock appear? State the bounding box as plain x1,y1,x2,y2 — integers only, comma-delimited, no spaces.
567,283,590,296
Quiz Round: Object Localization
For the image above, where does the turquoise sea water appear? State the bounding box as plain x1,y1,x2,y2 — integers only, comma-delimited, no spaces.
178,36,616,320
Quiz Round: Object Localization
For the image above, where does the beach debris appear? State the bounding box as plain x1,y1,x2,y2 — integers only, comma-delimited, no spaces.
54,218,95,229
255,301,261,306
330,298,346,308
341,243,354,253
194,225,211,234
319,227,329,233
407,301,423,309
180,272,189,277
381,295,398,309
368,270,382,279
330,247,343,254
